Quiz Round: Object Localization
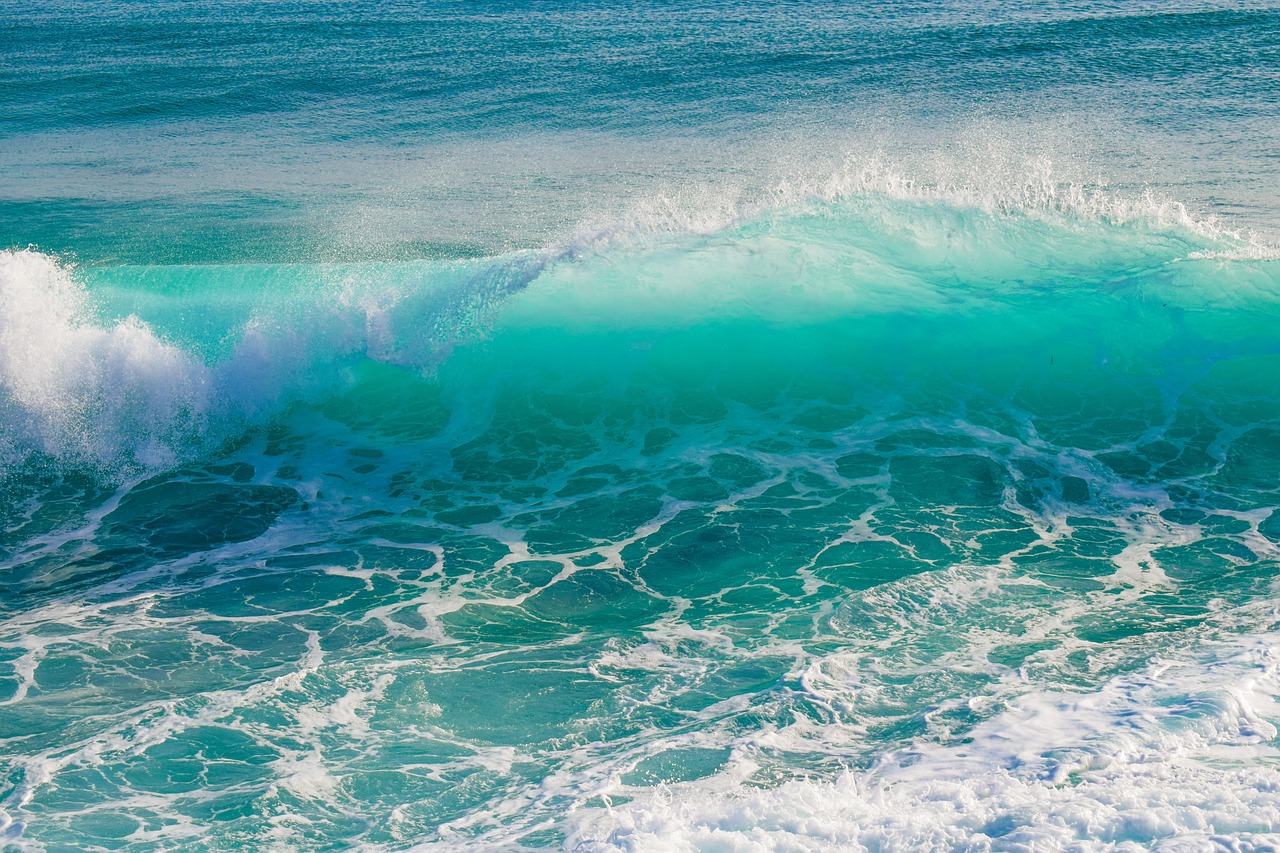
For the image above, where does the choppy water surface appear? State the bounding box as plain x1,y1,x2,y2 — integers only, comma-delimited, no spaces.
3,1,1280,850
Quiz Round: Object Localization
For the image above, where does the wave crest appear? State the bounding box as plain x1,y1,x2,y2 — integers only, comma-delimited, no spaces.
2,171,1276,477
0,250,213,471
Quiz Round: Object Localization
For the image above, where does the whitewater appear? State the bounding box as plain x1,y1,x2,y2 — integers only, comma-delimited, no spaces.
3,1,1280,850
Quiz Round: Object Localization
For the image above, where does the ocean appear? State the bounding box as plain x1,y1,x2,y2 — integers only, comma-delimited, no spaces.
3,1,1280,849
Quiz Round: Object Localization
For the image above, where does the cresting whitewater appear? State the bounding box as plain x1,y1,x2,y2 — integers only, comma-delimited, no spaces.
3,2,1280,851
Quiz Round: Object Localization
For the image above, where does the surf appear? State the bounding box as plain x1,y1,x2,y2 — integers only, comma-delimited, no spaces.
4,168,1280,849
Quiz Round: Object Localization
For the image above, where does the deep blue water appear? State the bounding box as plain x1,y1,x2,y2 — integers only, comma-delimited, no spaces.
3,2,1280,849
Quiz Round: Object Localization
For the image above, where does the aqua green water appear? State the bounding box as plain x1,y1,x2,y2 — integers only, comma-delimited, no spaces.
4,2,1280,850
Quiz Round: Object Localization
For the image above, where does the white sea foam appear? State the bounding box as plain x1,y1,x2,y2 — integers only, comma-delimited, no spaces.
567,629,1280,851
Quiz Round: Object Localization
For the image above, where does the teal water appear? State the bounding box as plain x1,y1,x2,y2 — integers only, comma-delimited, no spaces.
4,2,1280,850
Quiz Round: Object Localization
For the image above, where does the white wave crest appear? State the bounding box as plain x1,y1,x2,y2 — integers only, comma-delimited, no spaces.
0,249,213,470
557,153,1278,260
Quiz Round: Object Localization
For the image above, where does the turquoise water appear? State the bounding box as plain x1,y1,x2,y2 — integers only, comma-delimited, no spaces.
4,2,1280,850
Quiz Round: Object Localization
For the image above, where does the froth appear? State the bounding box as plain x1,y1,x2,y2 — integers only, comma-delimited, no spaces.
0,250,213,471
567,632,1280,851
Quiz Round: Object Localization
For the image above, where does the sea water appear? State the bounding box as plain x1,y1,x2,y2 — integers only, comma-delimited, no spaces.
3,1,1280,849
